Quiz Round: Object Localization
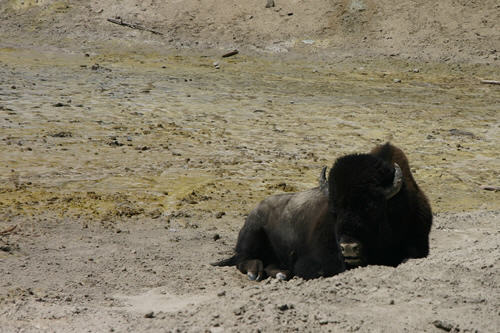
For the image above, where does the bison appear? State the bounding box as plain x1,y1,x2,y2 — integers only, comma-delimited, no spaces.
213,143,432,280
331,143,433,268
211,167,345,280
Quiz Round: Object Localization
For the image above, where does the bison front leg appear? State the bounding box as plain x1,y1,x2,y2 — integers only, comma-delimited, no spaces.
237,259,264,281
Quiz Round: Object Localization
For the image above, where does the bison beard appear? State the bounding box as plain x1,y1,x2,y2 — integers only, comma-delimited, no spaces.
212,143,432,280
331,143,433,267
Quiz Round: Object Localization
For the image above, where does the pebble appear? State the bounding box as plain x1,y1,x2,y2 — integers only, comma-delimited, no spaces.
233,307,245,315
51,131,72,138
449,128,476,138
265,0,275,8
144,311,155,318
393,78,402,83
0,245,12,253
433,320,453,332
277,304,293,311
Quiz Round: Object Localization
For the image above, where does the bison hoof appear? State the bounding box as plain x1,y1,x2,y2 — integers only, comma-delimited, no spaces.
275,272,287,280
247,272,260,281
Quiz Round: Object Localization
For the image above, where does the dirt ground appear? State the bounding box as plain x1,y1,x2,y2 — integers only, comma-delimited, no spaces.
0,1,499,332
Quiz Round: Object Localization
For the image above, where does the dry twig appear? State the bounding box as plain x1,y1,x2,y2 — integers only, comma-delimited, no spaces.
107,18,163,35
480,80,500,85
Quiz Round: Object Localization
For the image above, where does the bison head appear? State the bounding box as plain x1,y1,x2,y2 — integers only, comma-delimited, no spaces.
328,154,403,267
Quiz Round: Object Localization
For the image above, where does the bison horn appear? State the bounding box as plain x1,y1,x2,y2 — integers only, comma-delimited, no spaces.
319,166,327,187
383,163,403,199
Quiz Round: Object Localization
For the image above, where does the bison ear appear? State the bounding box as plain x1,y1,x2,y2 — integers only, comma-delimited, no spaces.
382,163,403,199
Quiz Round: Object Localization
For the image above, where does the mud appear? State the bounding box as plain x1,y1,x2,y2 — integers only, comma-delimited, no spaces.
0,46,499,332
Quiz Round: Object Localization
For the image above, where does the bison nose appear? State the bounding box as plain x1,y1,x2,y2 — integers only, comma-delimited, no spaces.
340,242,362,258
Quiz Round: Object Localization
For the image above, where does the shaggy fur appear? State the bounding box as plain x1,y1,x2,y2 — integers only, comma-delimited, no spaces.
330,143,433,267
212,169,344,280
213,143,432,280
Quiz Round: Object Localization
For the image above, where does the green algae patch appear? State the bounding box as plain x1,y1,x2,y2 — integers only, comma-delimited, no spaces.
0,48,499,222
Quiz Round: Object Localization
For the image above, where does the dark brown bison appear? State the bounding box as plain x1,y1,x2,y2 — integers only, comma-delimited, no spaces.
211,167,345,280
213,143,432,280
331,143,433,268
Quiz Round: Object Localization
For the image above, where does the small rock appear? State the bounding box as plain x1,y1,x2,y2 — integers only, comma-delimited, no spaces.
108,139,123,147
393,78,402,83
0,246,12,253
449,128,476,138
149,209,163,219
217,290,226,297
413,68,420,73
480,185,500,192
265,0,275,8
144,311,155,318
433,320,453,332
233,306,245,316
213,234,221,241
215,211,225,219
277,304,291,311
51,131,72,138
222,50,239,58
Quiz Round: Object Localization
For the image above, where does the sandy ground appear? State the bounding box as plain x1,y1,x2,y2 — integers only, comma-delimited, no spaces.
0,0,499,63
0,0,500,332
